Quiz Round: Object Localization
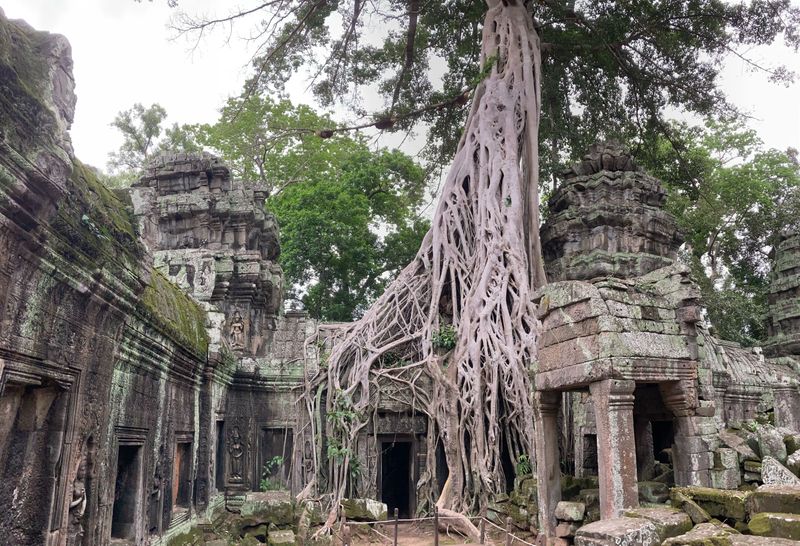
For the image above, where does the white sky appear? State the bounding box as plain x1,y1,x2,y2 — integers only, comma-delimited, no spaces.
2,0,799,171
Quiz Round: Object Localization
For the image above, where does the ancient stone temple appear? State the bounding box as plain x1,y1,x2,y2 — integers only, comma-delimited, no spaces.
3,10,800,546
533,144,800,544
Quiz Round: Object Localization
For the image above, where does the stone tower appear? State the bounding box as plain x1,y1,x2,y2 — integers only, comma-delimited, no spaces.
540,142,684,282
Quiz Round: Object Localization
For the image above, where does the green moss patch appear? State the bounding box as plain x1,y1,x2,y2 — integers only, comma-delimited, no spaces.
140,268,209,356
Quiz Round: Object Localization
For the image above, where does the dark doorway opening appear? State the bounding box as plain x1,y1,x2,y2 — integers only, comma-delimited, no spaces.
173,442,192,508
499,438,516,493
215,421,225,491
435,441,449,496
381,441,411,518
111,445,141,539
652,421,674,463
582,434,598,476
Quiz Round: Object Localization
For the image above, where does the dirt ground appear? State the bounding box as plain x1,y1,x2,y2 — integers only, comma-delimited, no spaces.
347,520,534,546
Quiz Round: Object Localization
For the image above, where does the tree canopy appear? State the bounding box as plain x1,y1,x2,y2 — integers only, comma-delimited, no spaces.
639,120,800,345
172,0,799,178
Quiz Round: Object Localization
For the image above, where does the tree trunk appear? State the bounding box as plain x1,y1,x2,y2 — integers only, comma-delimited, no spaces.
307,0,544,530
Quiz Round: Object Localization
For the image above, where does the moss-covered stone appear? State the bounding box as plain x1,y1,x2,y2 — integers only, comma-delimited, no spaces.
747,485,800,516
239,491,295,526
164,526,204,546
670,487,750,521
748,512,800,540
140,268,209,356
624,507,693,541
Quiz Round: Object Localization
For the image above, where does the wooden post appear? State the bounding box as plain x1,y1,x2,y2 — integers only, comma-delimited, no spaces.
343,524,352,546
393,507,399,546
480,518,486,545
505,516,512,546
434,505,440,546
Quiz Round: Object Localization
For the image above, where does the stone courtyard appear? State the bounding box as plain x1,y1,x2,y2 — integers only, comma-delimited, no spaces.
1,9,800,546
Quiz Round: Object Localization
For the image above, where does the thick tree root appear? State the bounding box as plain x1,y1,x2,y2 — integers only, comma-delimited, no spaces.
304,0,545,530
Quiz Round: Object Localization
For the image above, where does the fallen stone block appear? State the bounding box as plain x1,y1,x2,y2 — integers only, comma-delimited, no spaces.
268,529,296,545
340,498,388,521
788,450,800,476
711,468,742,490
638,481,670,503
555,521,579,537
749,512,800,540
574,516,660,545
672,491,711,524
662,521,737,545
715,448,740,470
747,485,800,515
555,501,586,522
670,486,750,521
719,429,760,461
623,507,692,541
240,491,295,526
758,425,788,463
762,456,800,485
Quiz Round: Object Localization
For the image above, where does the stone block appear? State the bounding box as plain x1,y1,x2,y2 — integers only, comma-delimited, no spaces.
719,429,760,461
574,516,660,545
340,498,388,521
268,529,296,545
749,512,800,540
711,468,741,490
555,521,579,537
555,501,586,522
747,485,800,515
671,491,711,524
787,450,800,476
785,434,800,455
637,481,669,504
762,456,800,485
240,491,295,526
670,486,750,521
715,448,740,470
758,426,789,463
623,507,693,541
662,522,736,545
744,460,763,473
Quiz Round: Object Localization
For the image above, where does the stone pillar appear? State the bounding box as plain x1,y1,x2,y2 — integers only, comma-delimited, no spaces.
774,385,800,431
590,379,638,519
534,390,562,540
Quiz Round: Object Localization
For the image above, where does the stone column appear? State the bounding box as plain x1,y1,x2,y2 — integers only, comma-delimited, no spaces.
534,390,562,540
774,385,800,431
590,379,639,519
634,416,655,481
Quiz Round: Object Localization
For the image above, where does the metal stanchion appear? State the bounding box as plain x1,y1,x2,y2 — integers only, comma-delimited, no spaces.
434,505,440,546
393,507,399,546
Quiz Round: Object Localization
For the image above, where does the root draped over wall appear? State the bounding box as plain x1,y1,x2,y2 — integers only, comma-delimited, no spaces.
303,0,545,532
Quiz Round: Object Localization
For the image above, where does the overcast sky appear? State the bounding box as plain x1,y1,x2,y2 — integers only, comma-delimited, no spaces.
2,1,799,171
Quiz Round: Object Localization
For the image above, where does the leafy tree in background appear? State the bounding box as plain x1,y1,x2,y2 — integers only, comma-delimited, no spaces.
189,95,430,321
640,120,800,345
105,102,200,187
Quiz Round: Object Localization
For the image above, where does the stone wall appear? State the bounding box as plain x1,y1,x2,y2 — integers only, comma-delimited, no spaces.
0,12,234,545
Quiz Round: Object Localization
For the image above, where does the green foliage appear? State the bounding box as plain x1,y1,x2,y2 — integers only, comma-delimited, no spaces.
431,324,457,351
171,0,800,184
193,94,430,321
259,455,285,491
515,454,532,476
639,120,800,345
106,103,202,185
107,103,168,172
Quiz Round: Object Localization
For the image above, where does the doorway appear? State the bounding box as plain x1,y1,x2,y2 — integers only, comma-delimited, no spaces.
380,440,412,518
111,445,142,540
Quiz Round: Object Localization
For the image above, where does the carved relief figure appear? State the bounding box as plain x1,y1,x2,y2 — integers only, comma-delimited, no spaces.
229,311,245,349
198,261,211,288
67,452,87,545
228,426,245,481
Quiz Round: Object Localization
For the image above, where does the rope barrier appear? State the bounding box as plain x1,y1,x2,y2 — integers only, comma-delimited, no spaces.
339,513,538,546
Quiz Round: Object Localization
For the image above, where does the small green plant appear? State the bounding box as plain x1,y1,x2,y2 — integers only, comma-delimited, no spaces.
259,455,285,491
432,324,457,351
515,454,532,476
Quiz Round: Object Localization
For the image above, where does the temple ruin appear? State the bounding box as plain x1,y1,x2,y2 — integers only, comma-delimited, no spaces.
1,10,800,546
